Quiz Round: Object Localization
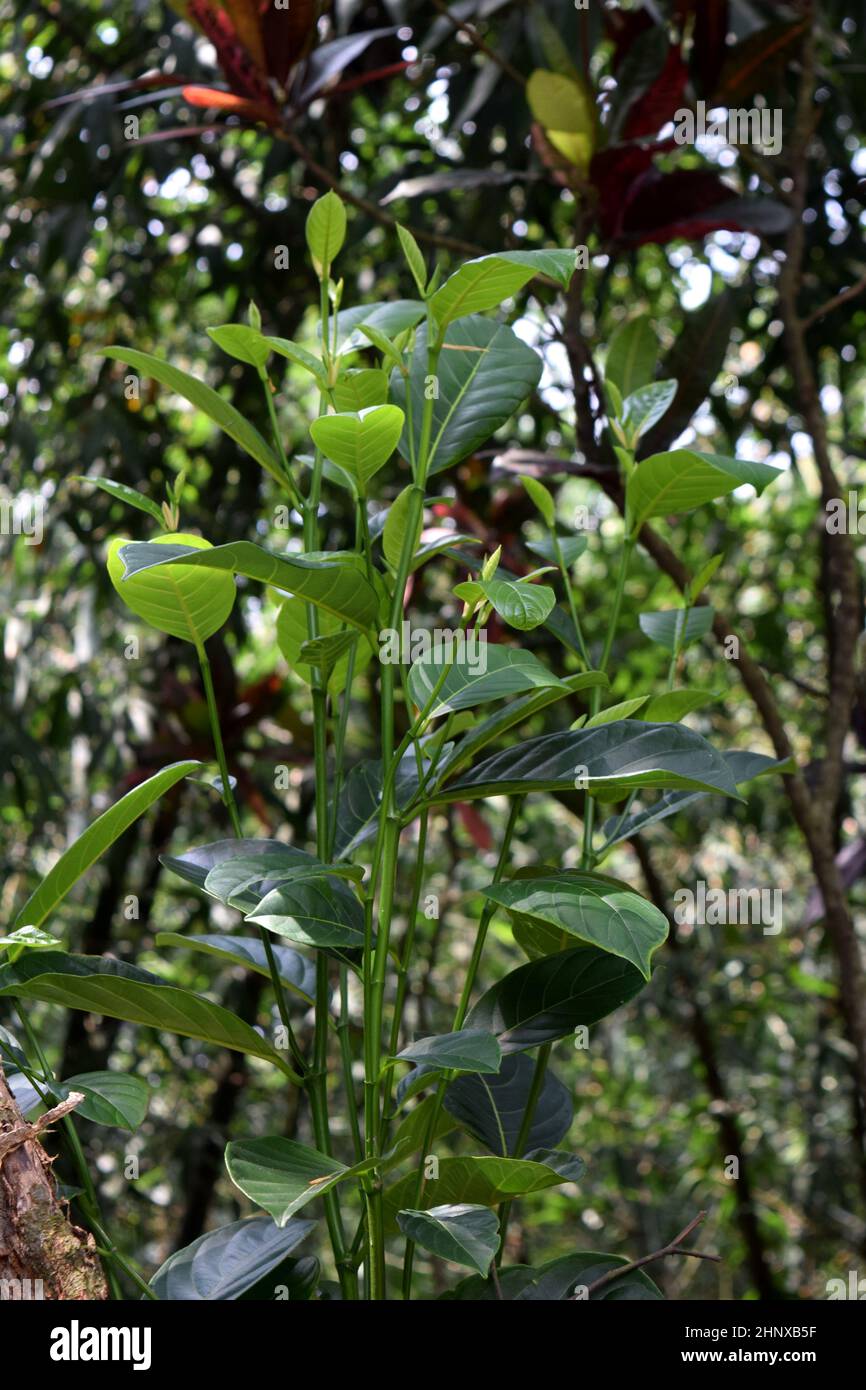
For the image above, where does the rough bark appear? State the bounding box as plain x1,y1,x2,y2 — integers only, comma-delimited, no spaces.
0,1066,107,1300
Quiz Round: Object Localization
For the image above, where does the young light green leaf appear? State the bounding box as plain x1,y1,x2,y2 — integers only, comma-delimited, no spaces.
108,532,236,644
429,249,579,329
526,69,595,171
397,223,428,295
628,449,780,531
309,405,405,491
397,1205,500,1276
60,1071,151,1130
382,485,424,572
265,336,328,388
454,576,556,631
605,316,657,398
226,1137,360,1226
687,553,724,600
13,761,200,930
100,348,283,485
0,926,60,962
520,475,556,527
299,630,358,683
277,597,372,696
620,379,677,445
584,697,650,727
207,324,271,371
642,689,718,721
117,540,380,633
73,476,165,526
305,190,347,276
356,321,406,370
331,368,389,412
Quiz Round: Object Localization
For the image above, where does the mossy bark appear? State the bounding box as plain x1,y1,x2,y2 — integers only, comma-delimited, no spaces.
0,1065,107,1300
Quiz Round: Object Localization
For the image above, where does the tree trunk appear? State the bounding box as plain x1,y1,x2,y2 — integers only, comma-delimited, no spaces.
0,1066,107,1300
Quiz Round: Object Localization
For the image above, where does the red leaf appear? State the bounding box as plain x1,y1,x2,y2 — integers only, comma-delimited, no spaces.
623,44,689,139
591,144,655,240
456,802,493,852
260,0,317,87
181,85,277,123
616,167,790,245
692,0,730,96
187,0,271,101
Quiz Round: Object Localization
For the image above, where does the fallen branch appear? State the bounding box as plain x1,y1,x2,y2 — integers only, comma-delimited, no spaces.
576,1212,720,1299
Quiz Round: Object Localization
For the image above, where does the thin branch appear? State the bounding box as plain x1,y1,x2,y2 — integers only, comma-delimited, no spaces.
430,0,526,87
802,272,866,330
576,1212,720,1299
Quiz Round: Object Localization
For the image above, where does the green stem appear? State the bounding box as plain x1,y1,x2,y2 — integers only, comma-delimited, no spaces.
364,324,443,1298
580,535,635,869
197,644,304,1074
300,371,356,1298
553,534,590,670
380,810,429,1137
400,797,523,1298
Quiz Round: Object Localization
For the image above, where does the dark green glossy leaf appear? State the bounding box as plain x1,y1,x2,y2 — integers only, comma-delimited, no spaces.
0,953,290,1069
483,871,668,978
149,1215,315,1300
440,721,740,803
155,933,316,1004
246,876,365,950
391,317,542,478
408,645,566,718
397,1204,500,1276
467,945,646,1051
395,1029,501,1075
445,1053,573,1155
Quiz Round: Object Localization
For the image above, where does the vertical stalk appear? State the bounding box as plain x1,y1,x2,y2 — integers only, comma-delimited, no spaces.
363,321,443,1297
580,533,635,869
400,797,523,1297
